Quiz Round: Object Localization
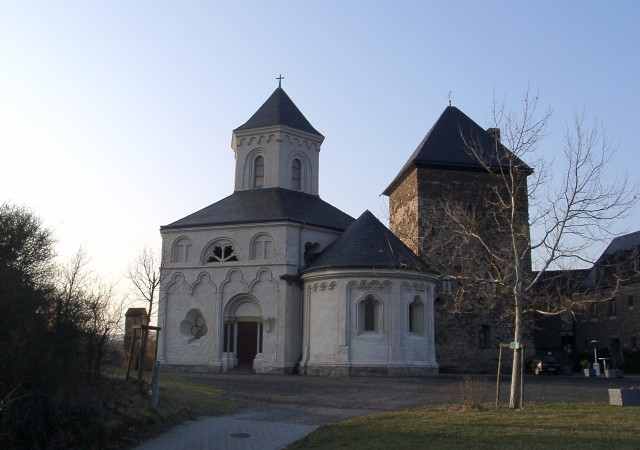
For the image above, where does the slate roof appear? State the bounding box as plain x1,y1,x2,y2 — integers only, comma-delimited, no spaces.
532,269,591,295
383,106,532,195
161,188,354,231
233,87,323,138
573,231,640,289
597,230,640,261
302,210,433,274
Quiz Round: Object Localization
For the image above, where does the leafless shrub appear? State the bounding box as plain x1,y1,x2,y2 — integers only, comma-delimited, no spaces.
449,375,488,411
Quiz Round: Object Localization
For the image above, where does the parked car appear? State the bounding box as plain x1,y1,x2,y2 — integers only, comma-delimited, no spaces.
531,354,561,375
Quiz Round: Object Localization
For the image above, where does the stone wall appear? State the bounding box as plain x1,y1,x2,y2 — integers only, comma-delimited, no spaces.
389,166,533,372
388,169,420,254
574,283,640,368
434,300,534,372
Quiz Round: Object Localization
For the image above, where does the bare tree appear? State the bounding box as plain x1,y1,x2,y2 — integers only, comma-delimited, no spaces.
420,92,637,408
125,246,164,373
55,248,123,380
83,281,125,378
126,245,163,322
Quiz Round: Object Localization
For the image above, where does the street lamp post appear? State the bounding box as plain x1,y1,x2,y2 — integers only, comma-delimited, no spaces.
590,339,601,376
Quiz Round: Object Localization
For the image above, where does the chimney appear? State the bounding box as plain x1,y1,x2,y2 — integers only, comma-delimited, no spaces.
487,127,501,141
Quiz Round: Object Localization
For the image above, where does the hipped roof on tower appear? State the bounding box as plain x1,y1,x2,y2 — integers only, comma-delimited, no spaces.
234,86,324,138
383,106,532,196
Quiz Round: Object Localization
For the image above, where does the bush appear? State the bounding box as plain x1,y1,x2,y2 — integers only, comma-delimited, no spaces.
450,375,487,411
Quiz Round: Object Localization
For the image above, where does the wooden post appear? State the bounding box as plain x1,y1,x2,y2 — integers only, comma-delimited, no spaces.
137,326,148,387
125,326,139,380
496,344,504,408
520,344,525,409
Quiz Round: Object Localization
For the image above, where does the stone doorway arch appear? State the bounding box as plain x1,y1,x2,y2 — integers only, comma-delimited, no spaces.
223,296,263,371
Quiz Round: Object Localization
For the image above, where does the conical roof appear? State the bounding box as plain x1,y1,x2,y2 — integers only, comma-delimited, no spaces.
234,87,323,137
383,106,531,195
302,210,432,273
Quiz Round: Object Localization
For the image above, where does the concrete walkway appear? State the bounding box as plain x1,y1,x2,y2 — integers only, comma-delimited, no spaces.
132,409,317,450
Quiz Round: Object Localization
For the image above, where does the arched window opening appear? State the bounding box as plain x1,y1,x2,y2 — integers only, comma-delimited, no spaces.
291,158,301,190
254,155,264,188
364,300,375,331
409,297,425,335
358,295,382,333
171,237,192,263
251,234,273,260
206,244,239,263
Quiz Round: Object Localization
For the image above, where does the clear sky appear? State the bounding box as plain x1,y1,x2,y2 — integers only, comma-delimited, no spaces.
1,1,639,293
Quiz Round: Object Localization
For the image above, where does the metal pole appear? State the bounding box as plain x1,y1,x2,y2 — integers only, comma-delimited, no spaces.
151,361,160,410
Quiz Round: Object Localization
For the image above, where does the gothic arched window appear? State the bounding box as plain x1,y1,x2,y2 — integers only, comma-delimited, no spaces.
408,297,425,335
205,243,239,263
254,155,264,188
291,158,301,190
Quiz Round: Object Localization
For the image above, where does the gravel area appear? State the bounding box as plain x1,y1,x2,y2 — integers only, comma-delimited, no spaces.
181,372,640,424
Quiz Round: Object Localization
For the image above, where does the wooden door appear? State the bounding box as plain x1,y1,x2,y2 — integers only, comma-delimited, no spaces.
236,322,258,367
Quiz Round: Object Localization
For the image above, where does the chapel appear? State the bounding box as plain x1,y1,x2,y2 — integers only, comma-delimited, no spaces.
157,85,440,376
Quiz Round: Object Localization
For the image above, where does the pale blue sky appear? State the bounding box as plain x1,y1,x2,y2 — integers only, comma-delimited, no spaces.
1,1,639,291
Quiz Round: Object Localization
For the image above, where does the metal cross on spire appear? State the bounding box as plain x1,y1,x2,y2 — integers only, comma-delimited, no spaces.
277,74,284,88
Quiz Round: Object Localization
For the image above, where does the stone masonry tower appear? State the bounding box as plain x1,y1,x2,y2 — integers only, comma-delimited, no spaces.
383,106,532,372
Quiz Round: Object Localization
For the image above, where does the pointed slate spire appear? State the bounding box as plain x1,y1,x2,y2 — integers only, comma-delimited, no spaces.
302,210,432,273
234,87,323,137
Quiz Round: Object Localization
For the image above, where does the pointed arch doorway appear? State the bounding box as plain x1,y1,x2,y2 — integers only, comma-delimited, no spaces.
224,296,263,371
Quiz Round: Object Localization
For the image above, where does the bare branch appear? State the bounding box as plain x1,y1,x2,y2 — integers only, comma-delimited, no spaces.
415,90,637,408
126,245,164,321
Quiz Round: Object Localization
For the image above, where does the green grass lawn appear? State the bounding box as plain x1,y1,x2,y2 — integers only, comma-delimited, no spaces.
100,369,234,449
288,403,640,450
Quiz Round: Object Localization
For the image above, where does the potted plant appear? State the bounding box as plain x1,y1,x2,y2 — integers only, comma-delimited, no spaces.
580,359,595,377
609,385,640,406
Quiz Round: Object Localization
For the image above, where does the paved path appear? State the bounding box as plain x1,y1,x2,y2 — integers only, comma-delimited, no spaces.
133,409,317,450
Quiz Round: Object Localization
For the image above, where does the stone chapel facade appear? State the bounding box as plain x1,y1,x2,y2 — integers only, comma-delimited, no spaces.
157,87,439,376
